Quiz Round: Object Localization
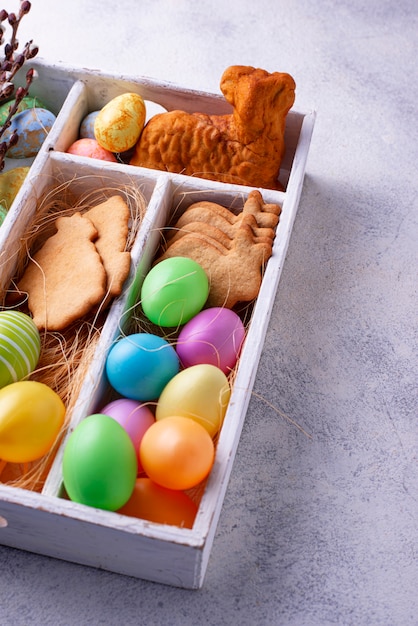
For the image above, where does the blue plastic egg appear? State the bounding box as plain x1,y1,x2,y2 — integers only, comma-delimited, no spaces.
4,107,56,158
106,333,180,401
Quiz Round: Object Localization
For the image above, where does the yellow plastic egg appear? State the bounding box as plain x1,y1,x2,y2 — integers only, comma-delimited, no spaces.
156,364,231,438
0,380,66,463
94,92,146,153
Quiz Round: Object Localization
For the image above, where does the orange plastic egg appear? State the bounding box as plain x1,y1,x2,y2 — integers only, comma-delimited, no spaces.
117,477,197,528
139,415,215,490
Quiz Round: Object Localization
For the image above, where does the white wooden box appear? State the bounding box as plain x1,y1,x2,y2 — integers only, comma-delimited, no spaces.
0,59,315,588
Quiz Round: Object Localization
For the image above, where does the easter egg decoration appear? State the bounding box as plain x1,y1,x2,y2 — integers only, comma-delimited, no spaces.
140,257,209,327
156,364,231,438
105,333,180,402
0,310,41,389
62,413,137,511
100,398,155,472
176,307,246,374
0,381,65,464
117,477,197,528
0,96,47,126
94,92,146,153
0,166,30,211
66,138,118,162
3,108,56,158
0,205,7,225
79,111,100,139
139,415,215,490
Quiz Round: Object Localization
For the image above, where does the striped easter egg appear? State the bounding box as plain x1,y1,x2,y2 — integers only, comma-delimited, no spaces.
0,311,41,389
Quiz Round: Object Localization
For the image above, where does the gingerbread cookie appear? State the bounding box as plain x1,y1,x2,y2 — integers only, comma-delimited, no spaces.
158,220,273,308
84,195,131,299
18,212,107,331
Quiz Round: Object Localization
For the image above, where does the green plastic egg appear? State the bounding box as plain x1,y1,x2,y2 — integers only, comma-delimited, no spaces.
63,414,138,511
140,257,209,327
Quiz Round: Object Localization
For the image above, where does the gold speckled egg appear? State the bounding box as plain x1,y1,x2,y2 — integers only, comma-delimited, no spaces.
0,166,30,210
94,93,146,153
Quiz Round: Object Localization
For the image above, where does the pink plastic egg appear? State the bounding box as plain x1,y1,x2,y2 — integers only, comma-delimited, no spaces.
176,307,245,374
66,138,117,162
100,398,155,472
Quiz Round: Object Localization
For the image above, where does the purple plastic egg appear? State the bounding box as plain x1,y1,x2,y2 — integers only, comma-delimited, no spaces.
100,398,155,472
176,307,245,374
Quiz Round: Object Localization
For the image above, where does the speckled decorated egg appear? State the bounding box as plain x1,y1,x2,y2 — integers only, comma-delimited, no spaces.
0,310,41,388
0,96,46,126
3,107,56,158
66,137,118,162
94,93,146,153
0,166,30,210
79,111,100,139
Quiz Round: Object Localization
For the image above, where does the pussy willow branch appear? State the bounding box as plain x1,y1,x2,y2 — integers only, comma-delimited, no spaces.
0,1,38,170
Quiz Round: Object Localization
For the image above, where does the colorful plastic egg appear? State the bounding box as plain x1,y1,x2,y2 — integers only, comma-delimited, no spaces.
100,398,155,471
66,137,118,162
0,205,7,225
4,108,56,158
156,364,231,438
176,307,245,373
94,92,146,153
139,415,215,490
0,310,41,389
117,477,197,528
0,166,30,210
0,381,65,463
141,257,209,327
0,96,46,126
105,333,180,401
63,413,137,511
79,111,100,138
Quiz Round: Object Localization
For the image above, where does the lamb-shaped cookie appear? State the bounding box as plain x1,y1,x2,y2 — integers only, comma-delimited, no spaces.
18,212,107,330
157,222,273,308
130,66,295,190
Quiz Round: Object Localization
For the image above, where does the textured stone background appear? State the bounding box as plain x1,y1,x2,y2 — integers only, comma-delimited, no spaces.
1,1,417,624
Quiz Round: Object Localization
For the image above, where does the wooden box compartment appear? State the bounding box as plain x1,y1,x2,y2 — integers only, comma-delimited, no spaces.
0,60,315,588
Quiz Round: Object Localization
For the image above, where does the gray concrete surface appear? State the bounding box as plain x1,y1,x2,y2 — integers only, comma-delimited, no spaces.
1,1,417,624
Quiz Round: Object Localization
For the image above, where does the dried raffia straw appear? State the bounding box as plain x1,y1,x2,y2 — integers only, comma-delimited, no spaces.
0,173,148,491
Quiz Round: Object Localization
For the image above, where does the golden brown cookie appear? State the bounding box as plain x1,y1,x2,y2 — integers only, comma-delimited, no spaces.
130,66,295,190
167,191,280,246
18,212,107,330
158,221,273,308
84,195,131,298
